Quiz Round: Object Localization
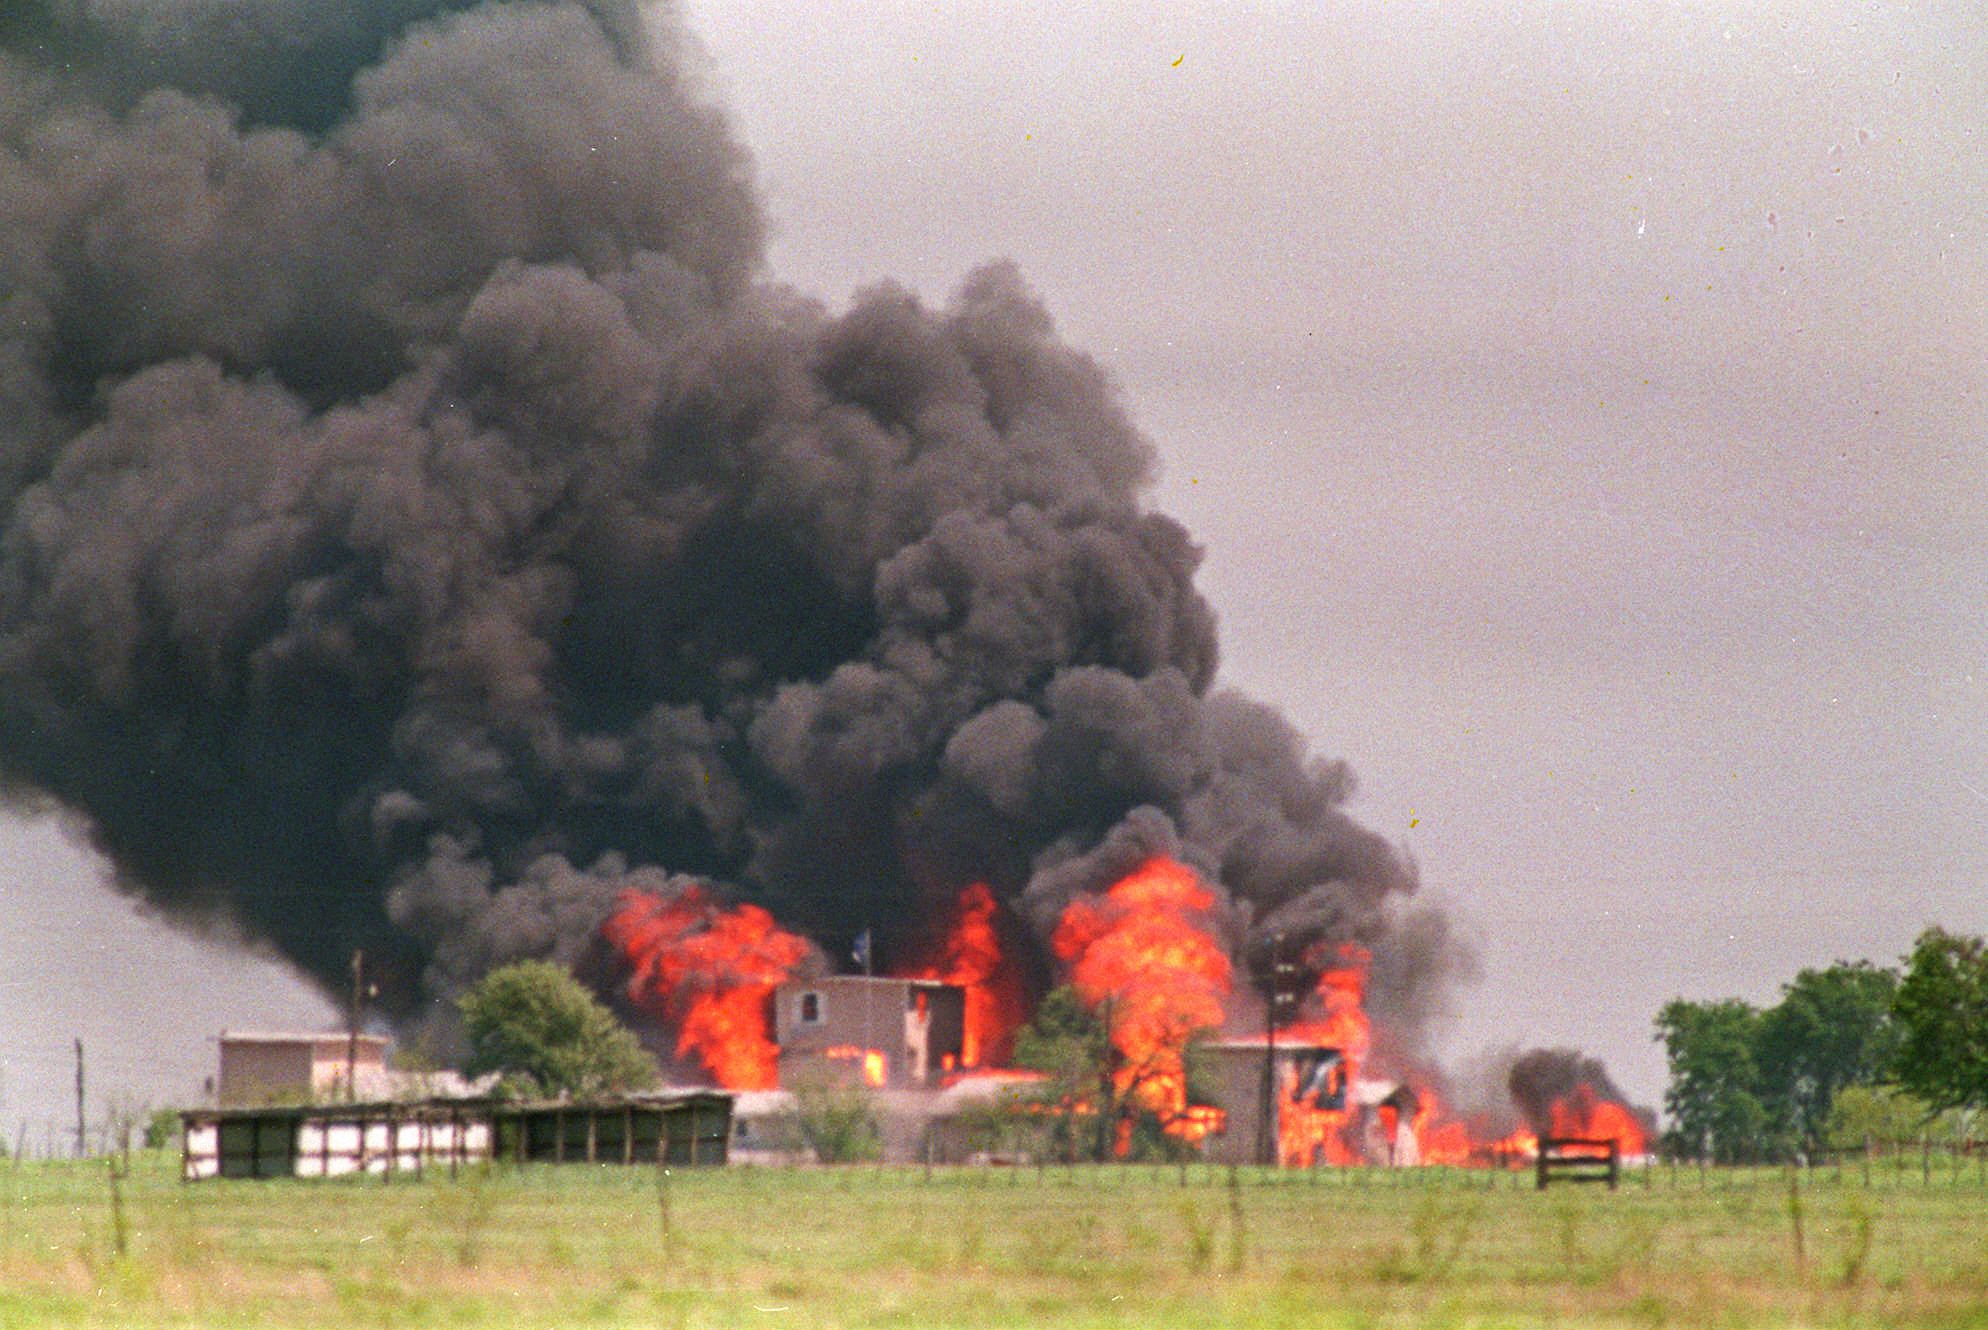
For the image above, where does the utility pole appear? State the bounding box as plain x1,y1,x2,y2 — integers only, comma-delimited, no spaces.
1098,992,1116,1164
1257,933,1298,1167
347,950,365,1102
73,1038,85,1159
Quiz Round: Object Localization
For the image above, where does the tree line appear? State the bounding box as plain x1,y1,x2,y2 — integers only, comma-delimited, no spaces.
1658,927,1988,1162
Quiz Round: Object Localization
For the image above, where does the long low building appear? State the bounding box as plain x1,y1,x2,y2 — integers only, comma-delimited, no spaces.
181,1091,733,1180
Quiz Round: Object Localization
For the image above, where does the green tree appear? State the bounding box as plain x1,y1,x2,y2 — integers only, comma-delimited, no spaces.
1012,985,1114,1162
143,1106,183,1151
1821,1085,1968,1152
458,960,659,1098
1011,985,1215,1163
1754,961,1899,1153
1655,998,1774,1162
1892,927,1988,1113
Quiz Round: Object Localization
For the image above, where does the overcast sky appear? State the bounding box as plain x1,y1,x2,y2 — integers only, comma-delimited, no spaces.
2,1,1983,1137
666,0,1988,1108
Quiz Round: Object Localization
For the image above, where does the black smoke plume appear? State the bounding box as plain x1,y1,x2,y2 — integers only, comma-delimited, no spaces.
1507,1048,1652,1136
0,0,1454,1042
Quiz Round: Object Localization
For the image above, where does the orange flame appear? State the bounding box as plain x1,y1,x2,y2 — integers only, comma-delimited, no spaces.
1052,856,1232,1137
603,885,809,1090
1410,1089,1476,1166
1270,945,1371,1165
1403,1082,1646,1167
1277,944,1372,1064
1274,1056,1362,1166
1547,1083,1649,1154
905,883,1026,1068
825,1045,889,1088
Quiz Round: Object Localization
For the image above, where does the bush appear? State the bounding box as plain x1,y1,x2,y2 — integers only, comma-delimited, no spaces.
143,1107,182,1150
790,1078,882,1163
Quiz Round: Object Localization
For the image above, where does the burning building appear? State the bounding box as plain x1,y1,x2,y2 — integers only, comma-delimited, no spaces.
773,976,966,1090
0,0,1650,1154
1199,1040,1346,1167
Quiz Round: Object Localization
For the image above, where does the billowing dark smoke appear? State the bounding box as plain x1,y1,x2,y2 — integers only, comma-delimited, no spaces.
0,0,1458,1042
1507,1048,1647,1135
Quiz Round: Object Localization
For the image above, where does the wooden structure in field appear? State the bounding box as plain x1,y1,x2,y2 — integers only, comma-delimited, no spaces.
180,1092,732,1181
494,1095,730,1165
1535,1135,1621,1190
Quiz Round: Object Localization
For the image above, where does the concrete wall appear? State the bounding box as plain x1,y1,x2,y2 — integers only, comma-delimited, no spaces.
218,1041,315,1106
773,978,964,1089
217,1034,387,1105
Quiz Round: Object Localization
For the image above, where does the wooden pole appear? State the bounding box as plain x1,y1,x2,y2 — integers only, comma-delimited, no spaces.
1261,977,1277,1166
347,951,364,1102
72,1039,86,1159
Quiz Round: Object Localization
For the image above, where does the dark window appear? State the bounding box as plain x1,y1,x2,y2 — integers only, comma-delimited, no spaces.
799,992,821,1024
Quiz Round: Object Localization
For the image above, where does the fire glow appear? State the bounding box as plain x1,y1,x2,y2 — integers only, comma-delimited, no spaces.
825,1045,888,1088
1543,1083,1650,1155
1051,856,1233,1142
905,883,1026,1069
603,885,810,1090
1268,945,1371,1166
600,865,1649,1165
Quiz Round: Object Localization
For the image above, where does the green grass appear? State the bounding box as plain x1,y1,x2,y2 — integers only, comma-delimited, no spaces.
2,1153,1987,1328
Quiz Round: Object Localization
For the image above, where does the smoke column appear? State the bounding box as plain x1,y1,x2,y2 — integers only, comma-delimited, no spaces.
0,1,1464,1050
1507,1048,1651,1136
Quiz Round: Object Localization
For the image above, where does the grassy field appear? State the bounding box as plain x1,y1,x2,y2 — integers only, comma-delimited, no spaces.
1,1152,1986,1329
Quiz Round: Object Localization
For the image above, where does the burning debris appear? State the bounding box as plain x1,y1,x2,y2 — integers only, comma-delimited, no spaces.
1505,1047,1653,1157
0,0,1651,1158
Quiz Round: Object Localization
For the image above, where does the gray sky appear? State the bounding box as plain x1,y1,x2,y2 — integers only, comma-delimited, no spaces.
669,1,1988,1104
2,0,1983,1135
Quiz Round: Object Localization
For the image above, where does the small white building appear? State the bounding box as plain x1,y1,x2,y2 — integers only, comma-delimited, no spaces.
217,1031,391,1105
215,1030,493,1106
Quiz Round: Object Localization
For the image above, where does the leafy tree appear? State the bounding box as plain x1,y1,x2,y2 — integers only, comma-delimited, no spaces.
1822,1085,1970,1151
1892,927,1988,1113
1011,985,1215,1163
1655,998,1775,1162
458,960,659,1098
1013,985,1114,1162
1754,961,1899,1152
